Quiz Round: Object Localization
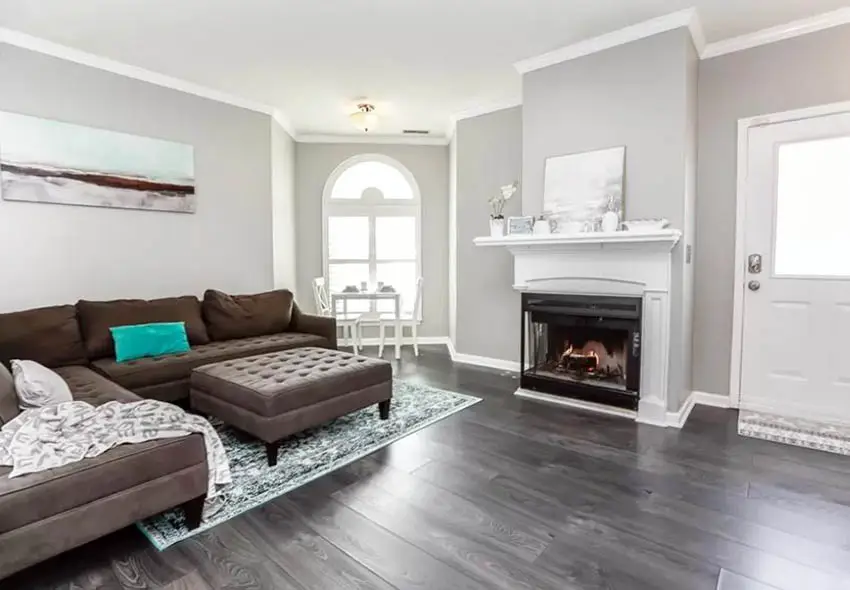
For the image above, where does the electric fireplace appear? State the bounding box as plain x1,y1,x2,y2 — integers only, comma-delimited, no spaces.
520,292,641,411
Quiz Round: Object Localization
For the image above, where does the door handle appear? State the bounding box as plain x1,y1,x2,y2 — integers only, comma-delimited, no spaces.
748,254,762,274
748,280,761,292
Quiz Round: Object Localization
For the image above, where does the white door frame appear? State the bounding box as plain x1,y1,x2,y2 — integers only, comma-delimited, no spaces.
729,99,850,408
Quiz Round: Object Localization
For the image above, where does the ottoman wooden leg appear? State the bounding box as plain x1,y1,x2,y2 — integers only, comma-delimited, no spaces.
379,399,391,420
266,442,279,467
183,494,206,530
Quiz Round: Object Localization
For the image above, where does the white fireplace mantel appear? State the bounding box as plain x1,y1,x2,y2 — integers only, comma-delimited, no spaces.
474,229,682,427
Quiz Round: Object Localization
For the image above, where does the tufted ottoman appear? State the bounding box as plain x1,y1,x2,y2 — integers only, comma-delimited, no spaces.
189,347,392,466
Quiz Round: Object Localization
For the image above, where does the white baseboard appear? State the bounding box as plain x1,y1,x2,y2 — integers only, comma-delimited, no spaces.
692,390,733,409
345,336,450,347
446,338,457,359
449,350,521,373
666,392,697,429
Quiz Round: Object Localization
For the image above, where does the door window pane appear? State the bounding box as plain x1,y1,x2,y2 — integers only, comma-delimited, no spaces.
376,217,416,260
328,263,369,313
775,137,850,276
376,262,416,314
328,217,368,260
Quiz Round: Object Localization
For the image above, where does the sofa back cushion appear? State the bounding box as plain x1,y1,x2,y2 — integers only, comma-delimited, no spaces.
0,305,88,369
202,289,294,341
0,364,19,426
76,296,210,360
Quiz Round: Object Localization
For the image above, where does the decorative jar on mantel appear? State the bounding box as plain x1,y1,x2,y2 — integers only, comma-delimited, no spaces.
489,217,506,237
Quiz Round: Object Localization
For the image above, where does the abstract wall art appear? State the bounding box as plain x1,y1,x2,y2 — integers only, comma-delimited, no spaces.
543,146,625,230
0,111,196,213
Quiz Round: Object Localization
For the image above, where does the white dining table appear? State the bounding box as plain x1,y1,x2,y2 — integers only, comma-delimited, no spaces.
330,291,403,359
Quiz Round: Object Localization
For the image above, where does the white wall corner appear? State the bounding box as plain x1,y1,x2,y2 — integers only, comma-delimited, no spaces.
686,8,707,56
513,8,702,74
272,109,296,139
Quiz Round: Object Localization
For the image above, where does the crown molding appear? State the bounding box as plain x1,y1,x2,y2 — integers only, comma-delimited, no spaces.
514,8,703,74
296,133,449,146
450,98,523,123
447,97,523,140
701,7,850,59
0,26,297,125
271,109,297,139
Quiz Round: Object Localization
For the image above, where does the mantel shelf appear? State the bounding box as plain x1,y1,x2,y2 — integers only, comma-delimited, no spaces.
474,229,682,252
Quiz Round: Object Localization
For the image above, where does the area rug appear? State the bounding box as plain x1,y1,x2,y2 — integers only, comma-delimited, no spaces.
738,410,850,456
137,380,480,549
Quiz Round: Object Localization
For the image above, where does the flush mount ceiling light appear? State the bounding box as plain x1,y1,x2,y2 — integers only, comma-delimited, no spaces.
350,103,378,132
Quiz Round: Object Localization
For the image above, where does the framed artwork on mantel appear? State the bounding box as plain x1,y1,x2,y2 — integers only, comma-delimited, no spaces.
543,146,625,230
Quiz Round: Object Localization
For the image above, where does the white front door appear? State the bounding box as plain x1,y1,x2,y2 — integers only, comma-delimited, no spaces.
741,111,850,424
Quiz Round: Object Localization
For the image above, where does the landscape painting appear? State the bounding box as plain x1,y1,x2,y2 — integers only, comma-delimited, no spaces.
0,112,195,213
543,146,625,229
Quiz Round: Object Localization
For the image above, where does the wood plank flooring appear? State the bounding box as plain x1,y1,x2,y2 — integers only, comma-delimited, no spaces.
4,345,850,590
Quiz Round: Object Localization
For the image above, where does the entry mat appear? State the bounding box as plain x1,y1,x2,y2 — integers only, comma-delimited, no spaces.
738,410,850,456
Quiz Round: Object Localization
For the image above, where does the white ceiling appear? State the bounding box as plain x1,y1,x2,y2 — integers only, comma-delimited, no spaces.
1,0,848,138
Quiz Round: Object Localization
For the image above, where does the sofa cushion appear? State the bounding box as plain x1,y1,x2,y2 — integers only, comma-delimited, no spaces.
0,433,205,534
202,289,294,341
92,332,329,392
77,297,210,360
54,366,140,405
0,364,19,426
0,305,87,369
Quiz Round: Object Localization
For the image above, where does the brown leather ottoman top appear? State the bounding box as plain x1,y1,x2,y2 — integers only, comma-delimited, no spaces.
190,347,392,417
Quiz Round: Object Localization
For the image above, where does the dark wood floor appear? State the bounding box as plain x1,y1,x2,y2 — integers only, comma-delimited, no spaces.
5,345,850,590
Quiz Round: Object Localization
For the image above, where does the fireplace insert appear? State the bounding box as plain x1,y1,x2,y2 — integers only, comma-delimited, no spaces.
520,292,641,411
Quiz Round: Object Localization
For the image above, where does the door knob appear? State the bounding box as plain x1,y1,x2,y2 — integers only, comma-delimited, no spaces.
748,280,761,292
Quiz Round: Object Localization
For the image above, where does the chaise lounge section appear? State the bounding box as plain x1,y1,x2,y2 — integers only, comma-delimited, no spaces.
0,364,208,581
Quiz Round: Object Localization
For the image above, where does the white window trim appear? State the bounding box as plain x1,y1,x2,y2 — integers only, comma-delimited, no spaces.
322,154,422,320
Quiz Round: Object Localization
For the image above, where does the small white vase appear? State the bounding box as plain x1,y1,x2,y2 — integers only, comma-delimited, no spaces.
601,210,620,233
489,218,505,237
533,218,551,235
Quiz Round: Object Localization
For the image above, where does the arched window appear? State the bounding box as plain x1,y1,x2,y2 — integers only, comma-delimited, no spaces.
322,154,421,315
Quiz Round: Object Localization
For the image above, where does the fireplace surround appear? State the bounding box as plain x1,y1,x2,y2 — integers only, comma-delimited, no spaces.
474,229,681,426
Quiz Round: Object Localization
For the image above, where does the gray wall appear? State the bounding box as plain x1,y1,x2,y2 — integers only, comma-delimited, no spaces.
271,120,297,296
694,24,850,396
0,44,275,312
454,107,523,361
522,29,696,410
294,142,449,338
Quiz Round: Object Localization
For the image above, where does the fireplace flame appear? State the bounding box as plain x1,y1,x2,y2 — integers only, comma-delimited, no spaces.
560,345,600,372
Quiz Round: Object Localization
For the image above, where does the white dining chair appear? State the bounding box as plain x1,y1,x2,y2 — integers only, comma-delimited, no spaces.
378,277,424,357
312,277,362,353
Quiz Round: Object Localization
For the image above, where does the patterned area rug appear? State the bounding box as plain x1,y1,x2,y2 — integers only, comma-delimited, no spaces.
738,410,850,456
137,380,480,550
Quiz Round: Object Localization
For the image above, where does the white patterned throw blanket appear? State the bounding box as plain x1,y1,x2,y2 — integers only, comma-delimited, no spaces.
0,400,232,515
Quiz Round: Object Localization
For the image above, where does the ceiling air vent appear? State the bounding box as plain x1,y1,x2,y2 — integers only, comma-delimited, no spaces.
403,129,430,135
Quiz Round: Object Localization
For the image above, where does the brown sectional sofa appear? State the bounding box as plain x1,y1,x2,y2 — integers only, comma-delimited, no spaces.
0,289,335,580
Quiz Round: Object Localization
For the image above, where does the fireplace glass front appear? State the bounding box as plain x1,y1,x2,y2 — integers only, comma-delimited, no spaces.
521,293,641,411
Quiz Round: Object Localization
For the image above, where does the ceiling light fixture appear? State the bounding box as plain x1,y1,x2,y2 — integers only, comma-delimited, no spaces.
350,103,378,132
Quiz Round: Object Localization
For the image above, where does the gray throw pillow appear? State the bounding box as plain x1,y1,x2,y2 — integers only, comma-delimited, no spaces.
11,360,73,410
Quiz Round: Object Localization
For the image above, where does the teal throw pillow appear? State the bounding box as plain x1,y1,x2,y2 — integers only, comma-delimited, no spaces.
110,322,190,363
